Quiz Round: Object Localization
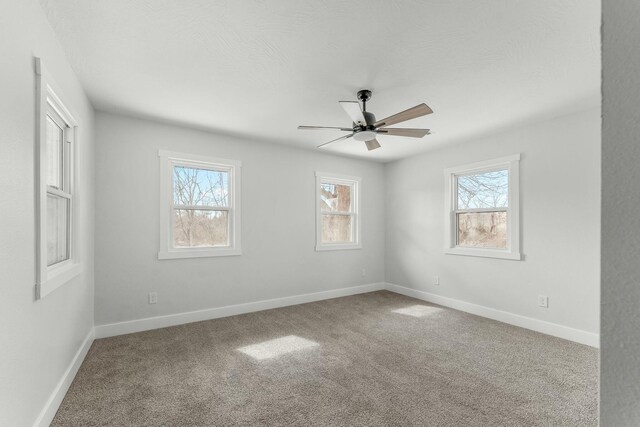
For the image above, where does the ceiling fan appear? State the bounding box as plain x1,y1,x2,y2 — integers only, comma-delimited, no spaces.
298,89,433,151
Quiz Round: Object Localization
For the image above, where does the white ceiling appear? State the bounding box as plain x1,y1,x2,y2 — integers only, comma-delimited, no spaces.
39,0,600,162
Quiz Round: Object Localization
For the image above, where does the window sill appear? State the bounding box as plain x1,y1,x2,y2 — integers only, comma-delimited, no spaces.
37,263,82,299
316,244,362,252
158,248,242,260
444,247,521,260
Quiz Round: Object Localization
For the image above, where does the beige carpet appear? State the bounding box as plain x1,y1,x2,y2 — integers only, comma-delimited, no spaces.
52,291,598,426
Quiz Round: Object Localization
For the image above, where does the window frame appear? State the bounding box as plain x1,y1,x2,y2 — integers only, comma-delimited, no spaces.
443,154,521,260
315,172,362,251
35,58,82,299
158,150,242,259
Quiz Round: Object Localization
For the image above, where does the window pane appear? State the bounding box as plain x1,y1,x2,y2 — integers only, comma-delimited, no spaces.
320,183,352,212
321,214,353,243
173,166,229,207
173,209,229,247
457,211,507,249
47,194,69,265
457,169,508,209
46,115,64,189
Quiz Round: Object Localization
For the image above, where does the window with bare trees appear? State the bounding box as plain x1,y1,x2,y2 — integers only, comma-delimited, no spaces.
444,155,521,260
316,173,361,251
159,151,241,259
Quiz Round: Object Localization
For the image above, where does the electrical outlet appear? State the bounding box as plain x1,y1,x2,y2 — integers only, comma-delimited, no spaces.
538,295,549,308
433,275,440,286
148,292,158,304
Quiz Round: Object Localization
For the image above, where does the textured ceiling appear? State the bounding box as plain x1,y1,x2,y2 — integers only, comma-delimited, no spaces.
39,0,600,162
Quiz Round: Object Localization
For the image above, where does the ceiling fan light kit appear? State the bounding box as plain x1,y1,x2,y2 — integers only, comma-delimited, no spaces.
353,130,377,142
298,89,433,151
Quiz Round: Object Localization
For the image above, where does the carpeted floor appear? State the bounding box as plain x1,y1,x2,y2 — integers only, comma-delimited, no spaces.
52,291,598,426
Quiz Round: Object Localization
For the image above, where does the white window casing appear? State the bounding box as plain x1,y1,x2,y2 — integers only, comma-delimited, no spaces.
444,154,521,260
158,150,242,259
35,58,82,299
315,172,362,251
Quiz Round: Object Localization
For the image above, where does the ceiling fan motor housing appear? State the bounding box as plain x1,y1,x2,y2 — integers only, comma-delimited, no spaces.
362,111,376,126
353,111,377,141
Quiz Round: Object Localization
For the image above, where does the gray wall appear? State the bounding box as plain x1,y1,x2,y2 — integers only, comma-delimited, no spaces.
0,0,95,425
94,112,385,326
601,0,640,424
384,108,600,337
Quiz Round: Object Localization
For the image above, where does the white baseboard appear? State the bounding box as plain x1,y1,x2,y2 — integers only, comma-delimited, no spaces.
33,328,94,427
95,282,386,339
94,281,598,347
32,281,596,426
385,283,599,348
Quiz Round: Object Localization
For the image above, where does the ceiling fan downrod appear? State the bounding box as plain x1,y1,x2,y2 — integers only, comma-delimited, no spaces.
357,89,372,112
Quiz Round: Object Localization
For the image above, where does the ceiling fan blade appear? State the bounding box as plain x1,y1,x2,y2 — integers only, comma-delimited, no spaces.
376,128,431,138
298,125,353,131
339,101,367,127
317,133,353,149
365,138,381,151
374,103,433,128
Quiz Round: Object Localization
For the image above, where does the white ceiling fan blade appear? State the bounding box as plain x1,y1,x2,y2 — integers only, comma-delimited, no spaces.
339,101,367,127
298,125,353,131
365,138,381,151
376,128,430,138
317,133,353,148
374,103,433,128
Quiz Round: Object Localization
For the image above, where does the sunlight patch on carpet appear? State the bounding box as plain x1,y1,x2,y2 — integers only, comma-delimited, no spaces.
392,305,443,318
237,335,319,360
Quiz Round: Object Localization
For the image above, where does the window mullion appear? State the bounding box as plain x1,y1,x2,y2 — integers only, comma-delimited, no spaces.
320,211,352,216
172,205,230,211
454,207,508,214
47,186,72,199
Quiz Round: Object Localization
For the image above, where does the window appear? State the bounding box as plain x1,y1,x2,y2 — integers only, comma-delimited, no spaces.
158,151,241,259
35,58,81,299
316,173,361,251
444,155,521,260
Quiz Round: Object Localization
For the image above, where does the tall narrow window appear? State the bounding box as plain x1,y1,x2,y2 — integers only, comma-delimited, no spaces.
159,151,241,259
46,109,72,265
35,58,81,299
316,173,361,251
444,155,521,260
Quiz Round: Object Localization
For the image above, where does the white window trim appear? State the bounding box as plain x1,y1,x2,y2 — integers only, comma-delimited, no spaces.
443,154,521,260
158,150,242,259
35,58,82,299
315,172,362,251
